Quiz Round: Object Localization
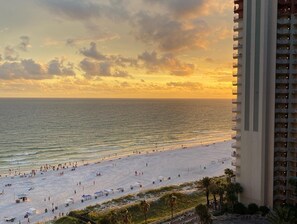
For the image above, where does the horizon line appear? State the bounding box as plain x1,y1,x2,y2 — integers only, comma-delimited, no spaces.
0,97,232,100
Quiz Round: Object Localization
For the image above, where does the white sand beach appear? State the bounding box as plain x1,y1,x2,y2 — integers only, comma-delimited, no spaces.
0,140,233,224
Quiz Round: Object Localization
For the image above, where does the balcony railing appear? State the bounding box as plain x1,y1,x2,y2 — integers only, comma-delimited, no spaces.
276,59,289,64
275,89,289,94
275,98,289,103
276,69,289,74
275,79,289,84
277,29,291,35
277,39,290,44
276,49,290,54
277,18,291,25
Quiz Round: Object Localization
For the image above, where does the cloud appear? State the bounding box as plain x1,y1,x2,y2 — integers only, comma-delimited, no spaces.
145,0,232,19
18,36,31,52
132,12,209,51
138,51,195,76
4,46,19,61
79,58,110,77
167,81,204,89
0,58,76,80
205,58,214,63
40,0,128,22
79,42,107,60
48,58,76,76
144,0,207,19
79,58,132,78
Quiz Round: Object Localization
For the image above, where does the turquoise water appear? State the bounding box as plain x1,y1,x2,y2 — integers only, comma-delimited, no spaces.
0,99,232,174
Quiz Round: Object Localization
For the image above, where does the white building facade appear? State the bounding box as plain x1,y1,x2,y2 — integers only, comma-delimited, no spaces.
233,0,297,207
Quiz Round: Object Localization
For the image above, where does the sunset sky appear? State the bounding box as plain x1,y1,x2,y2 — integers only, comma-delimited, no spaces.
0,0,233,98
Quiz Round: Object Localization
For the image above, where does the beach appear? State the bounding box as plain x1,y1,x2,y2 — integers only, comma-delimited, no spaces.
0,140,233,224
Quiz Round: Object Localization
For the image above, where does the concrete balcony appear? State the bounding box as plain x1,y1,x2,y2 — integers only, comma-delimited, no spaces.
275,79,289,84
276,49,290,54
232,106,241,113
275,89,289,94
276,59,289,64
275,118,288,123
232,125,241,131
232,115,241,122
232,81,241,86
233,53,242,59
232,99,241,104
233,24,242,31
231,160,240,167
275,127,288,132
278,18,291,25
234,14,240,22
274,156,287,162
232,71,241,77
233,34,242,41
289,118,297,123
274,137,288,142
232,142,241,149
277,29,291,35
274,194,287,200
277,39,290,45
276,69,289,74
231,151,237,157
275,98,289,103
274,164,287,171
274,175,287,181
232,90,242,95
288,137,297,142
275,108,289,113
231,134,241,140
274,185,287,191
233,44,242,50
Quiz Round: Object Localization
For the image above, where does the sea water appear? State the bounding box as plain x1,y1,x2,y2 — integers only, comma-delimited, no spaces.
0,99,232,174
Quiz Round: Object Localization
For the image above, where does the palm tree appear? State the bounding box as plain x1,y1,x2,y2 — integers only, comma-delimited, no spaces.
140,200,150,224
201,177,212,207
225,182,243,208
217,183,226,211
168,194,177,223
195,204,212,224
224,168,234,184
233,182,243,199
209,183,218,210
267,206,297,224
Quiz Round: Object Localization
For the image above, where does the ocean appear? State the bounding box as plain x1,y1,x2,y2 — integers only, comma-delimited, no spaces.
0,99,232,174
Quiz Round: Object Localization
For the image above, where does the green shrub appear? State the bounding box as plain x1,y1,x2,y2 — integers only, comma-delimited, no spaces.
55,216,82,224
233,202,247,215
247,203,259,215
259,205,270,217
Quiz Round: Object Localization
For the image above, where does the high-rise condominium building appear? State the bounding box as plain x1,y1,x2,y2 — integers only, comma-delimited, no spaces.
233,0,297,207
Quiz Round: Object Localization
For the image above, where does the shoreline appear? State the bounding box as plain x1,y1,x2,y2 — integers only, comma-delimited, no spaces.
0,140,233,224
1,137,232,179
